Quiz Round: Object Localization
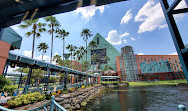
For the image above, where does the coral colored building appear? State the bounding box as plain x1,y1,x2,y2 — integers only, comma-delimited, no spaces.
0,28,22,75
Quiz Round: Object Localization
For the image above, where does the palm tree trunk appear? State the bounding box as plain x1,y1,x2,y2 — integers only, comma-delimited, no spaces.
50,24,54,63
71,52,72,85
32,27,36,58
86,38,88,85
82,57,83,71
63,38,65,66
42,50,44,61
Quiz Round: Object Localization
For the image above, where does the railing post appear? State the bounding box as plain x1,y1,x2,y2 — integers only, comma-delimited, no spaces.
50,95,55,111
64,71,67,90
178,105,186,111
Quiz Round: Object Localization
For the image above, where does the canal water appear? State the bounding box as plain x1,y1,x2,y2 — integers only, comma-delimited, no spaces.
86,84,188,111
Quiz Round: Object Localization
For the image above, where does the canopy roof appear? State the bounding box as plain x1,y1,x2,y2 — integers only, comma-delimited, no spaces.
8,52,95,77
0,0,127,28
0,27,22,50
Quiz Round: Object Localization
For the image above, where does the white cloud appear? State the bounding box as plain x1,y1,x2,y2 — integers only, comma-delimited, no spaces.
130,37,136,41
123,39,127,43
106,30,123,45
75,5,106,22
159,24,168,29
137,52,144,55
23,51,35,57
120,32,130,38
120,9,133,24
135,0,186,33
169,52,178,55
137,37,141,39
23,51,58,64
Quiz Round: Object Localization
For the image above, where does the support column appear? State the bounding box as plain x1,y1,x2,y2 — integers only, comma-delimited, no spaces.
64,71,68,90
185,0,188,6
159,0,188,83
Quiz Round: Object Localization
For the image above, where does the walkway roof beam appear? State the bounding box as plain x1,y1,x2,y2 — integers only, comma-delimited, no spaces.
0,0,127,28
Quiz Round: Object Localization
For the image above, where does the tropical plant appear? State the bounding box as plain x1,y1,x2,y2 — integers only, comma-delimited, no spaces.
37,43,49,61
66,44,77,69
89,41,97,73
19,19,46,58
0,75,12,91
56,29,69,66
83,61,90,72
78,46,86,71
81,29,93,71
66,44,77,84
103,65,113,71
53,55,62,64
103,56,110,64
73,50,80,70
44,16,60,63
81,29,93,85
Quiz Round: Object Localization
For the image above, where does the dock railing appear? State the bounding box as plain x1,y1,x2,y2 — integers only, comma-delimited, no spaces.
0,95,67,111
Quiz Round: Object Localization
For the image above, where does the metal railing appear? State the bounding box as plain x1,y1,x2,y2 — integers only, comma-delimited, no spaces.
0,96,67,111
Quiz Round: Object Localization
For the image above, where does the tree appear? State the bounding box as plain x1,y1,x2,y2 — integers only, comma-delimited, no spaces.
83,61,90,72
37,43,49,61
53,55,62,64
73,50,81,70
81,29,93,85
66,44,77,69
78,46,86,71
66,44,77,84
0,75,12,90
89,41,97,73
20,19,46,58
81,29,93,71
103,56,110,64
56,29,69,66
44,16,60,63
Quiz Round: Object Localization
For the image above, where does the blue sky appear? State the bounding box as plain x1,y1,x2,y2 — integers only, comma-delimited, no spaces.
10,0,188,63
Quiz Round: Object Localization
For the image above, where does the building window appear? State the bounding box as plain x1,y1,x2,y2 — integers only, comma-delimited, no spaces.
97,37,99,44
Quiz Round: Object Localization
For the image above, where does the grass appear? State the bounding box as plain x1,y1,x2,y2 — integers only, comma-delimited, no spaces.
100,81,128,84
128,79,187,86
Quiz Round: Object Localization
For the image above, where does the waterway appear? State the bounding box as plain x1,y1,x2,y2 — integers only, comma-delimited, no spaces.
86,84,188,111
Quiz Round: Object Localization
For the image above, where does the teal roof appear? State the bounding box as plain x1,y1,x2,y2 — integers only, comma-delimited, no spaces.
0,27,22,50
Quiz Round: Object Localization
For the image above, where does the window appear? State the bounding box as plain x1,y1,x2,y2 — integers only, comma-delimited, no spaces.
97,37,99,44
91,48,106,64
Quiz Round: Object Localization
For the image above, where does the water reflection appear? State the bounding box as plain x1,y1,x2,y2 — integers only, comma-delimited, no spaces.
86,84,188,111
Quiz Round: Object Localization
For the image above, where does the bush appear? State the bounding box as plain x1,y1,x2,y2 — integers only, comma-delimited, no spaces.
3,85,17,95
8,92,46,108
0,75,12,92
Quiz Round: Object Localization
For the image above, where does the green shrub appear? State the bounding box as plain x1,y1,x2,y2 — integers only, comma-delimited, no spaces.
8,92,46,108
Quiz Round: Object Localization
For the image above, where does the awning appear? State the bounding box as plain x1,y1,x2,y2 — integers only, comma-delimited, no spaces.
0,27,22,50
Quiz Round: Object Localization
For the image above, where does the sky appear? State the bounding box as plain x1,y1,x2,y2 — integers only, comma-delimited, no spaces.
9,0,188,69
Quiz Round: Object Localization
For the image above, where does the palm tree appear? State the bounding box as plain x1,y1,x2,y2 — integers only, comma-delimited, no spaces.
103,56,110,81
44,16,60,63
20,19,46,58
79,46,86,71
81,29,93,85
66,44,77,69
103,56,110,64
89,41,97,73
73,50,80,70
56,29,69,66
66,44,77,85
37,43,49,61
53,55,62,64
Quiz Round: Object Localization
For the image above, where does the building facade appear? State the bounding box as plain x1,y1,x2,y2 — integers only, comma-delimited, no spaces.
116,46,139,82
135,55,184,80
80,33,120,71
